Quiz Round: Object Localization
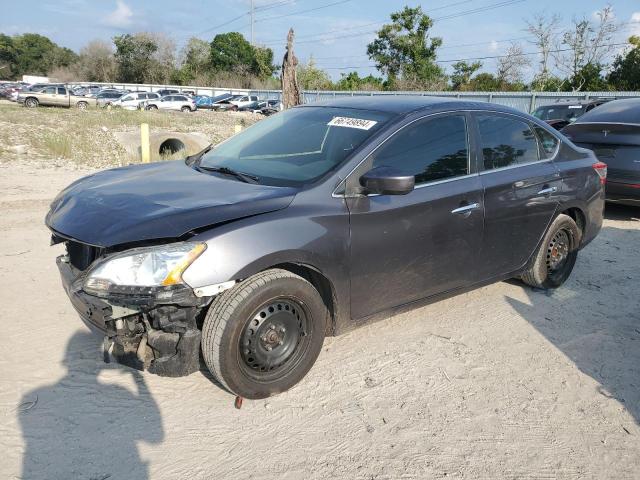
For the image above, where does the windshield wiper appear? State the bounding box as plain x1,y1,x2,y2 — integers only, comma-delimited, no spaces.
197,165,260,184
185,144,213,166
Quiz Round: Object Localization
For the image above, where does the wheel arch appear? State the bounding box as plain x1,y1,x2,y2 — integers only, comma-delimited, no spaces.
269,262,339,336
561,206,586,235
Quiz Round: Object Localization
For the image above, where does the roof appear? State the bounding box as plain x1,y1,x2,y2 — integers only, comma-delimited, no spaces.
299,95,523,116
574,98,640,125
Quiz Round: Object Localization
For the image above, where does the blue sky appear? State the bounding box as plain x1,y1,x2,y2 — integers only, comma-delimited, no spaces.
2,0,639,80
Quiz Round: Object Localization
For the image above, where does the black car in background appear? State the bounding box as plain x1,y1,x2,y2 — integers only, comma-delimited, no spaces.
532,99,611,130
47,97,605,399
563,98,640,206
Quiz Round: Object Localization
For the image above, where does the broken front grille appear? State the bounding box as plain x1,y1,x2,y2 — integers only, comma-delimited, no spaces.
66,241,102,271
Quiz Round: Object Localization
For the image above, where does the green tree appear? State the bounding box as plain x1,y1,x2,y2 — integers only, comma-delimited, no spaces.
11,33,77,77
366,6,444,89
467,73,501,91
113,33,158,83
297,57,333,90
450,61,482,90
566,63,610,92
210,32,255,73
608,36,640,91
179,37,210,82
253,46,277,79
335,71,383,91
209,32,276,80
0,34,17,77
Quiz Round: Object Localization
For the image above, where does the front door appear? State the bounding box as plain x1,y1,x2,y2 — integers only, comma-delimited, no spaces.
473,113,562,278
347,113,484,320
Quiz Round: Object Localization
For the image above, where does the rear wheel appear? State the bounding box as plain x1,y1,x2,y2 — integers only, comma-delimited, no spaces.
201,269,327,399
146,104,158,110
76,101,88,110
521,214,581,289
25,97,38,108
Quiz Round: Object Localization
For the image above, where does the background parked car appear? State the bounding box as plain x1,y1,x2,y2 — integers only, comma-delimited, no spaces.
156,88,180,97
532,99,611,130
144,94,196,112
228,94,259,111
195,93,236,110
111,91,160,110
562,98,640,206
95,90,125,108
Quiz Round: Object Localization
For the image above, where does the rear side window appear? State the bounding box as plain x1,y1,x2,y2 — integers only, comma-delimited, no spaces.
43,86,56,94
533,126,559,159
57,87,66,94
477,115,539,170
371,115,469,184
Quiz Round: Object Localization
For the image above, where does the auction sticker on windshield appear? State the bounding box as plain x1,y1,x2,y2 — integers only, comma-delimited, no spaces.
328,116,378,130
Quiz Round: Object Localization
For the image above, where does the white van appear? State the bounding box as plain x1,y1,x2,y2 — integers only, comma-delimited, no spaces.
111,92,161,110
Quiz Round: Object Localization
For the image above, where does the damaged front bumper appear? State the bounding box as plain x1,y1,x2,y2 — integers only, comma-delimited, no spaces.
57,254,211,377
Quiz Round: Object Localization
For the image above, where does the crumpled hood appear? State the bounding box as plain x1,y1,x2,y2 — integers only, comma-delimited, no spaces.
46,160,297,247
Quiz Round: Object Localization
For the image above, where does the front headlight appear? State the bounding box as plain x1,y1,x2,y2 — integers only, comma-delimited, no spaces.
83,242,206,296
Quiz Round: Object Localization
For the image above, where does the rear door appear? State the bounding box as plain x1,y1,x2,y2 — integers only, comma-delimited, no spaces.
473,112,562,278
39,86,57,106
56,87,69,106
347,112,484,319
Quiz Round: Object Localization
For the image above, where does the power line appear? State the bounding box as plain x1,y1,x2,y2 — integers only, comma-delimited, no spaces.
310,36,534,61
313,41,630,70
256,0,352,22
259,0,527,45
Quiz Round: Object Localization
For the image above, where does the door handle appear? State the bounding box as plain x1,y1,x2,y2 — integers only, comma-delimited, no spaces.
451,203,480,215
537,186,558,195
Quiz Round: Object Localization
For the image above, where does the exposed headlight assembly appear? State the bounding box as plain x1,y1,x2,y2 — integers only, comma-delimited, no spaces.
83,242,206,296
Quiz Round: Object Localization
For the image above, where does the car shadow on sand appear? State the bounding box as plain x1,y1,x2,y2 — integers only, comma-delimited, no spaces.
18,330,164,480
505,218,640,425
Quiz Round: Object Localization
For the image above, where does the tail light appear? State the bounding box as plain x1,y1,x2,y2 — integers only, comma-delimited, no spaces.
593,161,607,185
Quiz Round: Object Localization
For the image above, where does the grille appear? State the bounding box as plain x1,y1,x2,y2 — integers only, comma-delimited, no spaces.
66,241,101,271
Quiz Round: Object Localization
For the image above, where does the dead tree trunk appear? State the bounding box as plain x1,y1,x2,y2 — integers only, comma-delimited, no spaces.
281,28,301,109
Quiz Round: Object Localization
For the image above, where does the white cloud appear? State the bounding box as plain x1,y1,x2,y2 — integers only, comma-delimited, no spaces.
631,12,640,36
489,40,499,52
103,0,133,29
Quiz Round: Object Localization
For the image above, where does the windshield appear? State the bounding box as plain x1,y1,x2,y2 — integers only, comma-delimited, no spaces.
198,106,392,186
533,104,584,122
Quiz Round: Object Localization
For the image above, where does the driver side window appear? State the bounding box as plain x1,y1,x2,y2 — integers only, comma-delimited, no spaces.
370,115,469,185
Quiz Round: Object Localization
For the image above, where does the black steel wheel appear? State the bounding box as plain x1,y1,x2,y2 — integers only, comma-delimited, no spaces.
201,269,328,399
521,214,581,289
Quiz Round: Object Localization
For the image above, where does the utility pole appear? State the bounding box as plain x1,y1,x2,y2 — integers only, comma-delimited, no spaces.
250,0,255,45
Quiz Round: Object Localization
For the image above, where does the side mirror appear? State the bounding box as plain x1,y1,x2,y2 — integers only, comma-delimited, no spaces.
360,166,415,195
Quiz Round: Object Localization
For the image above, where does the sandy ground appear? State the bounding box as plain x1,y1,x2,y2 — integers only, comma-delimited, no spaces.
0,163,639,480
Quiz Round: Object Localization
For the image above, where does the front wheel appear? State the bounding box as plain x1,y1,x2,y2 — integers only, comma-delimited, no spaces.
25,98,38,108
521,214,581,289
201,269,327,399
181,106,191,112
146,104,158,110
76,101,88,110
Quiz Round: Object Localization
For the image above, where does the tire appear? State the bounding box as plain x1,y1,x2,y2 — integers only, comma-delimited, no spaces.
146,104,158,110
201,269,328,399
76,101,88,110
521,214,582,289
181,106,191,112
25,97,38,108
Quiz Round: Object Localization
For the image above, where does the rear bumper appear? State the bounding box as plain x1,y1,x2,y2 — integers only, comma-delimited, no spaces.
606,180,640,205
